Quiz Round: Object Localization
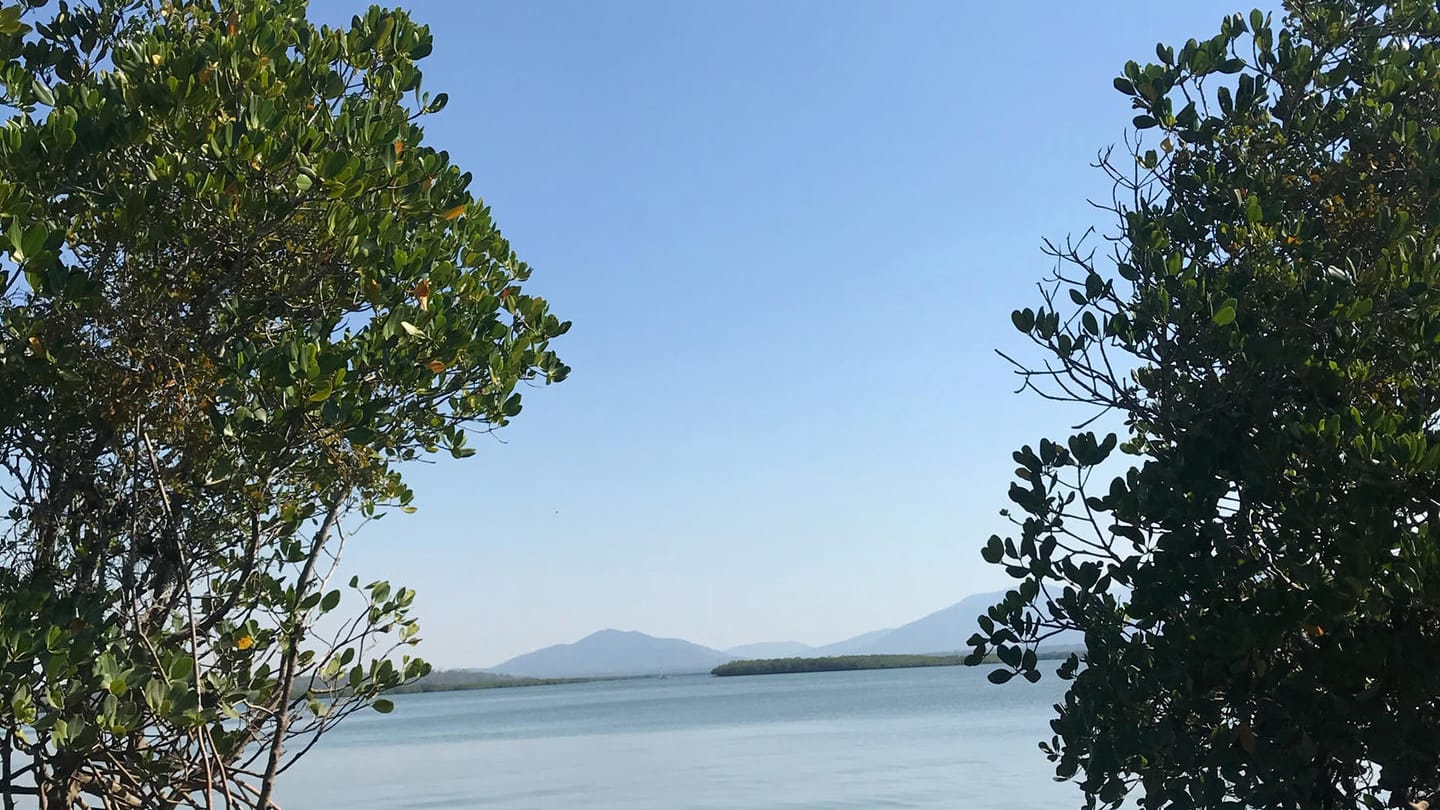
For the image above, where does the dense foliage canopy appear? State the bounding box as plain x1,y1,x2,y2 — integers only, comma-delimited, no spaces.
970,2,1440,808
0,0,567,806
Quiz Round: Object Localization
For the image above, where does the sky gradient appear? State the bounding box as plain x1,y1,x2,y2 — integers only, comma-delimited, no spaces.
305,0,1279,668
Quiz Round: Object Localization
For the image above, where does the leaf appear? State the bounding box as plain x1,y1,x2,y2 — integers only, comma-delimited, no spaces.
412,278,431,311
373,698,395,713
987,669,1015,685
17,224,46,261
442,203,467,221
321,590,341,612
425,359,446,373
1213,300,1237,326
982,536,1004,564
236,635,254,651
400,321,424,337
1245,193,1263,223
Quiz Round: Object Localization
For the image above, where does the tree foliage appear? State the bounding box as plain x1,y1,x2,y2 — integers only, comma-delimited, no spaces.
970,2,1440,808
0,0,568,806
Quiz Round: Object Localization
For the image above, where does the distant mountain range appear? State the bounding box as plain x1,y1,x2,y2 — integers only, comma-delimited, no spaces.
488,590,1069,678
492,629,732,678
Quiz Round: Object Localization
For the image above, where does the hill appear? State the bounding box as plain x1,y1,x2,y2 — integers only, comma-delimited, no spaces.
838,590,1081,655
725,641,814,658
844,591,1006,655
813,627,896,656
485,590,1080,677
490,629,732,678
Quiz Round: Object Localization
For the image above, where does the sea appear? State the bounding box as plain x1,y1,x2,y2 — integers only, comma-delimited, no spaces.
278,665,1085,809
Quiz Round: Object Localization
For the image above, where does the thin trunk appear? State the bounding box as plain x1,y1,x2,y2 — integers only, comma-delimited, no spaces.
35,753,48,810
253,497,344,810
1,728,15,810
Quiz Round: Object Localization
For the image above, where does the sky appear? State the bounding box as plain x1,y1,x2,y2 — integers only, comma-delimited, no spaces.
302,0,1280,669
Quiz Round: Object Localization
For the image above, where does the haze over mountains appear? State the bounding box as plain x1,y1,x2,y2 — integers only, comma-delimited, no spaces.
489,591,1033,678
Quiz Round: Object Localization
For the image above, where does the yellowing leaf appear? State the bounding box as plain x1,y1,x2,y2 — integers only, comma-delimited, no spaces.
363,278,383,306
425,359,446,373
1160,137,1173,153
393,140,404,157
236,635,254,651
412,279,430,312
400,321,424,337
27,336,42,355
442,203,467,221
149,54,163,66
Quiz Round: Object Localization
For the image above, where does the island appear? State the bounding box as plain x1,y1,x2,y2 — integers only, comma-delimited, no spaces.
386,670,595,694
711,654,966,677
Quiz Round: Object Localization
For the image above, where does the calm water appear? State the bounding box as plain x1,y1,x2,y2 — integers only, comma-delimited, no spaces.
278,666,1084,809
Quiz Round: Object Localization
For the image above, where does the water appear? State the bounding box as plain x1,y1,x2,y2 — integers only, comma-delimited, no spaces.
278,666,1084,809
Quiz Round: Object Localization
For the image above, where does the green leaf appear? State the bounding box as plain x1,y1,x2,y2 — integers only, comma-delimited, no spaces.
987,669,1015,685
14,224,46,261
1213,300,1237,326
373,698,395,713
1011,308,1035,333
321,590,341,612
1245,193,1263,223
982,535,1005,564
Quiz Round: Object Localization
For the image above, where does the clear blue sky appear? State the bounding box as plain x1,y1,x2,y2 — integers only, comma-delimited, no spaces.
305,0,1277,668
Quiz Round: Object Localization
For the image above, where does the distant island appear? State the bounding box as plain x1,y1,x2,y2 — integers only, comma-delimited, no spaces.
712,654,966,677
387,669,595,694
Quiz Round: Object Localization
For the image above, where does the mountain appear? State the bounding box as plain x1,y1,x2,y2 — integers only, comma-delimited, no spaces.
725,641,814,659
845,591,1007,655
813,628,895,656
838,591,1082,655
487,590,1081,677
490,629,733,678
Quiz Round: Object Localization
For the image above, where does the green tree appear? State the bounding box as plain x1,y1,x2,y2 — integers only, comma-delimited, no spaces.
970,2,1440,808
0,0,568,806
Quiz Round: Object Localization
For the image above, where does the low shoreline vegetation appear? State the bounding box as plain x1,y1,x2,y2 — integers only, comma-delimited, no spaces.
387,670,594,694
712,654,966,677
